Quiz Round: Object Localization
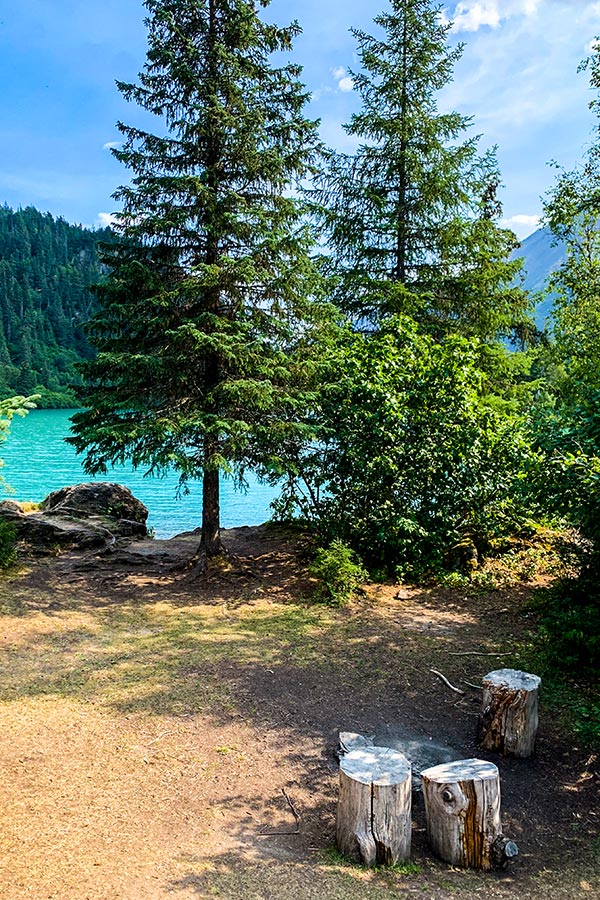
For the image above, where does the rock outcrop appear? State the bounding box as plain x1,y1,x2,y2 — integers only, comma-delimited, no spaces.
41,482,148,531
0,483,149,554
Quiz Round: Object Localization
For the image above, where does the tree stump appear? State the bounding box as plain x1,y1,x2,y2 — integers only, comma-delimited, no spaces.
478,668,541,757
421,758,517,870
337,746,412,866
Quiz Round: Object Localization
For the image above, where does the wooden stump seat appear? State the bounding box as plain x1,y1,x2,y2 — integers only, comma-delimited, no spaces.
479,668,541,757
337,745,412,866
421,758,517,870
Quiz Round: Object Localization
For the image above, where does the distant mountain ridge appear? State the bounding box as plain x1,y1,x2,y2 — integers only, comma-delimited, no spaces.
512,226,566,328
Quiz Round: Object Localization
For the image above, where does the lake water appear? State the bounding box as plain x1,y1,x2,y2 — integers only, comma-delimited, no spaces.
0,409,279,538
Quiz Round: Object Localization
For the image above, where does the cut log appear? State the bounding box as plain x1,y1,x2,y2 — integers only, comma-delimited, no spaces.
337,746,412,866
421,758,516,870
478,668,541,757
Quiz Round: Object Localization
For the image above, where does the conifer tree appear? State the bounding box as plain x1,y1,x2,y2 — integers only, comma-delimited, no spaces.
318,0,529,342
69,0,323,557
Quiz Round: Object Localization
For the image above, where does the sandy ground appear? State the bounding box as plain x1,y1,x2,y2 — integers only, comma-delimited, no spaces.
0,525,597,900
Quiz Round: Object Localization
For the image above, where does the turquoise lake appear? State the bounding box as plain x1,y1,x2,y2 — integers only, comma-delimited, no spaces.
0,409,279,539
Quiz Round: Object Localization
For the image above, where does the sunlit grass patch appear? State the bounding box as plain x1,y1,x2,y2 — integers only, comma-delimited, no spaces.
0,598,354,718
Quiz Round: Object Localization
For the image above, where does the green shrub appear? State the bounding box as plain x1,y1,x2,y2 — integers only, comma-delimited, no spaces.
535,579,600,676
0,521,17,570
308,540,366,606
276,317,535,578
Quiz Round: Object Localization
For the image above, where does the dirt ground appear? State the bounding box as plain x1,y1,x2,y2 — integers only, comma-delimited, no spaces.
0,525,598,900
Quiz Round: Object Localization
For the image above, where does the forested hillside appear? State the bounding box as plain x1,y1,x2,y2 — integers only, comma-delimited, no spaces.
0,205,112,405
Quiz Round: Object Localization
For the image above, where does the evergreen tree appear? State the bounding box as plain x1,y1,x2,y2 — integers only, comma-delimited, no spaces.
68,0,323,557
318,0,529,341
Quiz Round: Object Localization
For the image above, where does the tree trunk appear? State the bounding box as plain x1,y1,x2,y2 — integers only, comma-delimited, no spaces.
200,465,221,557
421,758,516,870
478,669,541,758
198,0,222,561
337,746,411,866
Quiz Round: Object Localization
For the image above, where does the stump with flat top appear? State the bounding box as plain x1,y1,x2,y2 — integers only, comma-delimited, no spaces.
421,758,517,870
337,746,412,866
478,668,541,757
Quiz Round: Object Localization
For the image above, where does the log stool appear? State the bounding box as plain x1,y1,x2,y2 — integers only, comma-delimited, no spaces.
337,745,412,866
421,758,518,870
478,668,541,757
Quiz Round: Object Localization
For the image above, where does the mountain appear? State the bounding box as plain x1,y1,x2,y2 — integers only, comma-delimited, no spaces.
512,226,566,328
0,205,113,406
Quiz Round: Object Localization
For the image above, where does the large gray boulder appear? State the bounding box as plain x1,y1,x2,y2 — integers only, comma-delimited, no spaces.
0,483,149,554
41,482,148,531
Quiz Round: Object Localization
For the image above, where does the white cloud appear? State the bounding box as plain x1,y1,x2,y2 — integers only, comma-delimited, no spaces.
439,0,600,141
102,141,121,150
330,66,354,93
445,0,541,33
501,213,541,237
96,212,118,228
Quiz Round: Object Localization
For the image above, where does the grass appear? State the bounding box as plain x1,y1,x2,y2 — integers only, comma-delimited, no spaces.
167,855,426,900
321,845,421,875
0,592,360,719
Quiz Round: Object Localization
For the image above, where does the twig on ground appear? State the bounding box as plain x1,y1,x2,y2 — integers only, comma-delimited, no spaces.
283,788,300,828
146,731,174,746
430,668,465,695
462,680,483,690
447,651,503,657
258,788,301,836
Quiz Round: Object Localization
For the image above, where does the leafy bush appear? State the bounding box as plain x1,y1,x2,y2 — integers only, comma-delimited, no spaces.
525,410,600,674
0,521,17,570
275,316,535,578
535,579,600,676
308,540,366,606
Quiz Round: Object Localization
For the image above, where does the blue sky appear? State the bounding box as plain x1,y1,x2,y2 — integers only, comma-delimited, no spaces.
0,0,599,239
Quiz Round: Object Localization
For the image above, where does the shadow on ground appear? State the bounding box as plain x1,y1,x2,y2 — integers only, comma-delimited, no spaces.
0,525,598,898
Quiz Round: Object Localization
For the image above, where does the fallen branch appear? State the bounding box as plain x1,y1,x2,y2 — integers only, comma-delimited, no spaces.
430,668,465,695
447,651,503,657
258,788,301,836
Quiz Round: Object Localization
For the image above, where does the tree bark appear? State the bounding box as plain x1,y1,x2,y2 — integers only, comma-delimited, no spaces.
478,668,541,758
197,0,223,560
337,746,411,866
421,758,516,870
200,464,221,557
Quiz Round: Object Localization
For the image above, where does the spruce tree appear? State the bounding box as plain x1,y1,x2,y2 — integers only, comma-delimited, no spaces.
318,0,529,342
69,0,323,557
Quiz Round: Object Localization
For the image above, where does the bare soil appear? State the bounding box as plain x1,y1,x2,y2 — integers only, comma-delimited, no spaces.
0,525,598,900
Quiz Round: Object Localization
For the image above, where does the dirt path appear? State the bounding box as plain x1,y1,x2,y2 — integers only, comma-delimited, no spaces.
0,526,597,900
